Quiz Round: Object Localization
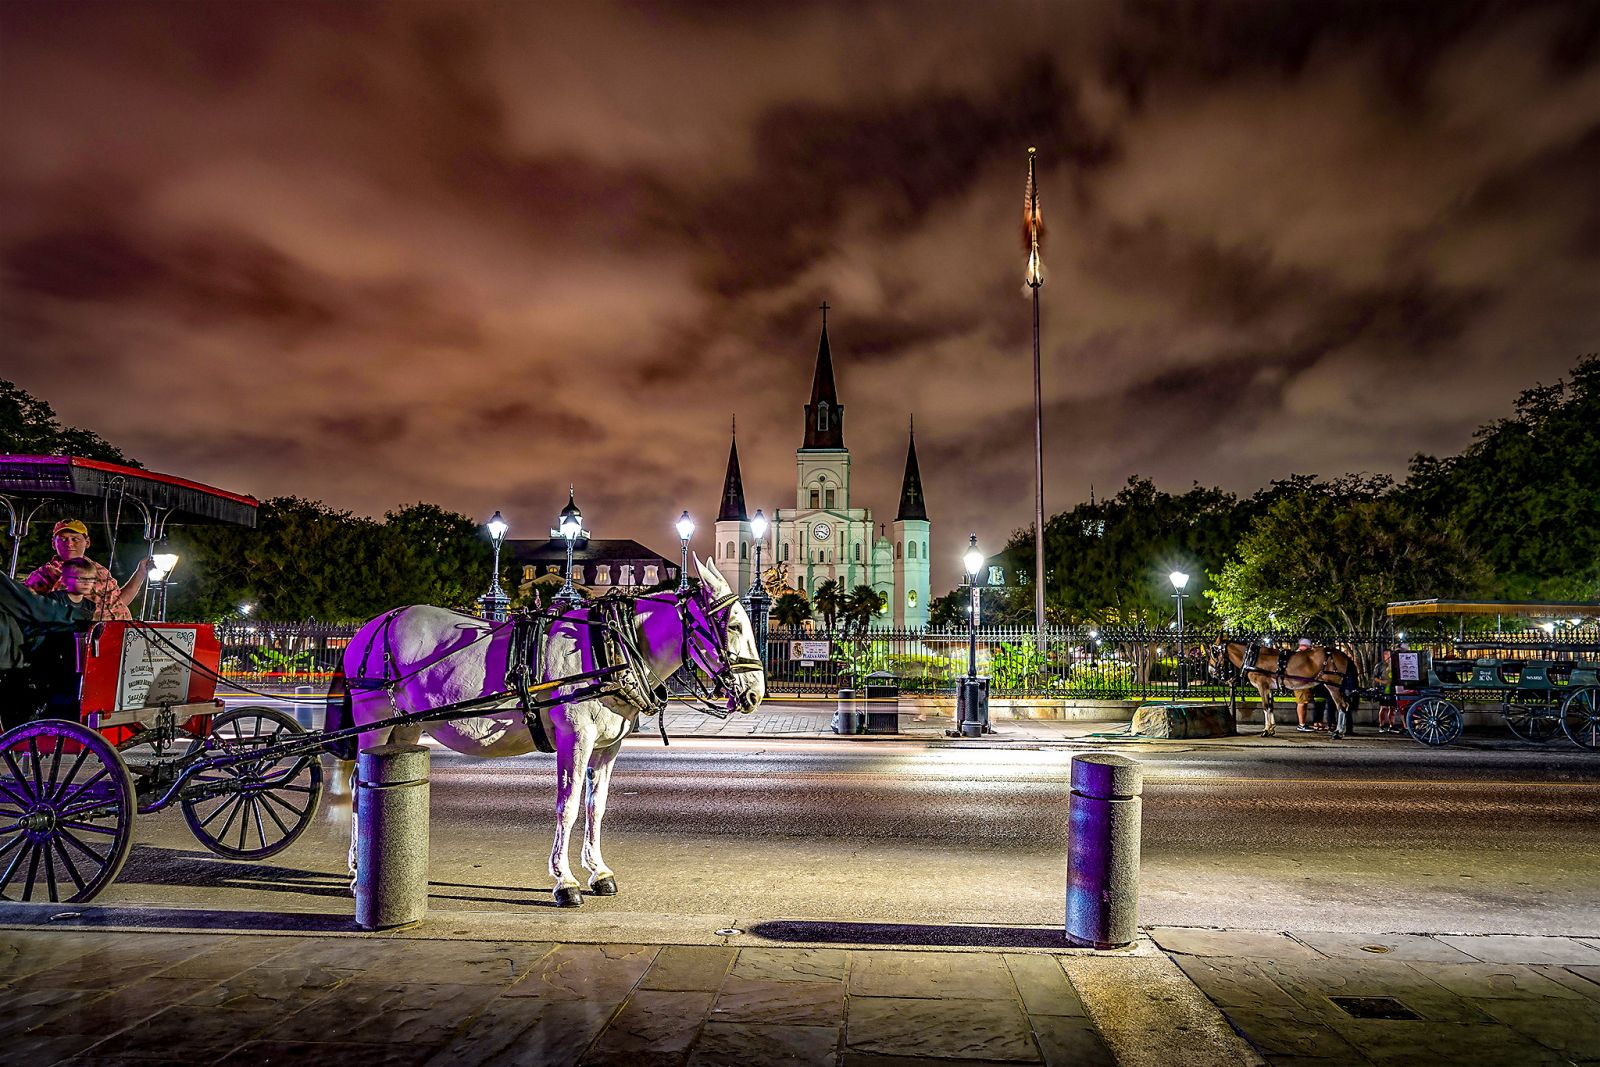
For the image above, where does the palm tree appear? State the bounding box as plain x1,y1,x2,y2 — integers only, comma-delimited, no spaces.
844,584,885,636
812,579,844,634
772,591,813,629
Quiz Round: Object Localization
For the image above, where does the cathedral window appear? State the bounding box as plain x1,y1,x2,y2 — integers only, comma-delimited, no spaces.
896,541,902,560
741,541,748,560
855,543,861,561
824,489,835,509
809,488,820,509
725,540,735,560
817,401,829,431
922,540,928,558
782,543,790,562
908,541,917,560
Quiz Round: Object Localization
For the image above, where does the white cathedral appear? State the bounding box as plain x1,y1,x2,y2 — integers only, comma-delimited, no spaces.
711,305,932,627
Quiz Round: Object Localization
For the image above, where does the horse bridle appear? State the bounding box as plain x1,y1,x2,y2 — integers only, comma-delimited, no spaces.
679,589,764,691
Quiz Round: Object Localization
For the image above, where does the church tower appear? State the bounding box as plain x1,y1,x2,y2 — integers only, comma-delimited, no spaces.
713,423,753,592
797,303,851,516
891,419,930,627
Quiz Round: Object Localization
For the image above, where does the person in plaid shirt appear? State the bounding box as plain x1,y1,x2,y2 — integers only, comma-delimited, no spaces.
24,518,149,621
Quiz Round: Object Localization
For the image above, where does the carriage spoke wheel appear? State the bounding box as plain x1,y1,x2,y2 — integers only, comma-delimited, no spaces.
1562,688,1600,750
1503,698,1561,744
0,720,135,903
181,706,323,860
1405,697,1463,747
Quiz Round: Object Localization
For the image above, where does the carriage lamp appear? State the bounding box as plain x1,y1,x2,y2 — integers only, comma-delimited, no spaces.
553,489,588,607
146,552,179,621
1170,571,1190,697
954,535,989,738
676,511,695,592
479,510,510,622
745,509,771,665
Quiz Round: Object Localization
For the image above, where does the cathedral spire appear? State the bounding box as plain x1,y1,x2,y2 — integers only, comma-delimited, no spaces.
718,421,748,522
802,301,845,449
896,417,927,521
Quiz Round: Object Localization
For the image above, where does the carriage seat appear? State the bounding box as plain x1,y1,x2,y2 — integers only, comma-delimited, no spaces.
1431,659,1474,685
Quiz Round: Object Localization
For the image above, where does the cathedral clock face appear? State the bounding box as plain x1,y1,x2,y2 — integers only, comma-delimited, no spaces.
812,522,831,541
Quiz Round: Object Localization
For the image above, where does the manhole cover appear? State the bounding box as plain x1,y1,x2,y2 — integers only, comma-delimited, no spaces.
1329,996,1420,1020
1360,944,1392,954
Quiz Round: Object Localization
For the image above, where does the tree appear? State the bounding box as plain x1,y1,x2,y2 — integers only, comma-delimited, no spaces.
772,591,813,628
1207,490,1483,675
812,579,844,634
927,589,965,630
0,379,136,464
370,503,493,612
1400,354,1599,600
842,584,885,636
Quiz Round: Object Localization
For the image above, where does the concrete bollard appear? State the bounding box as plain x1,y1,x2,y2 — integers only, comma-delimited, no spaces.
1065,753,1143,949
354,744,430,931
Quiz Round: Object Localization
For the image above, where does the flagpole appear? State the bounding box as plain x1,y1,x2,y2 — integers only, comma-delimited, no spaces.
1025,147,1047,657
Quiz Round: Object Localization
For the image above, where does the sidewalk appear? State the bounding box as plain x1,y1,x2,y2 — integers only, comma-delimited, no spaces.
4,918,1596,1065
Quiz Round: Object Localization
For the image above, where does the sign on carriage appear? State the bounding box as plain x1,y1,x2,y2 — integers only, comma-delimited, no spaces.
1396,651,1422,684
791,640,830,664
116,626,200,711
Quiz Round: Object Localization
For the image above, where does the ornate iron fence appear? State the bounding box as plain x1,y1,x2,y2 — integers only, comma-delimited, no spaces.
215,618,1598,699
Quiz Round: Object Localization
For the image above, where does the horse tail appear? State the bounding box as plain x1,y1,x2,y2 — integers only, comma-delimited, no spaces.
322,667,359,761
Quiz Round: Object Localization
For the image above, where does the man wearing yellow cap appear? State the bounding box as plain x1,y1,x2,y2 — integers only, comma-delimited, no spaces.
24,519,149,621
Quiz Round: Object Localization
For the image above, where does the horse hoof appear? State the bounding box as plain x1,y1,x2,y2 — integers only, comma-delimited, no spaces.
1331,731,1344,740
591,875,618,896
1261,728,1274,737
554,886,585,908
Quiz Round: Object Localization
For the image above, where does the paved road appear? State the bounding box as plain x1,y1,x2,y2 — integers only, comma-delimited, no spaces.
99,734,1600,940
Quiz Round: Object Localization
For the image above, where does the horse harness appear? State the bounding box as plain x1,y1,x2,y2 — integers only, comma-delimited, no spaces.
1233,641,1350,691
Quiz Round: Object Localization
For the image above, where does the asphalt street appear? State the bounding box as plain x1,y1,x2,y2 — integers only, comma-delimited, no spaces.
97,727,1600,940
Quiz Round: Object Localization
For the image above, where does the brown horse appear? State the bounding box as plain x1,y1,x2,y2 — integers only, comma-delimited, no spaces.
1210,639,1359,738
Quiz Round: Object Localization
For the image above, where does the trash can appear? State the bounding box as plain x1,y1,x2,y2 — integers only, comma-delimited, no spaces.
863,671,900,734
832,688,863,734
955,676,989,737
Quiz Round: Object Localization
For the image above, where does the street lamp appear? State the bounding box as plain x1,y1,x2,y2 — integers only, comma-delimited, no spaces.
147,551,179,621
952,534,989,738
479,511,510,622
1170,570,1189,697
676,511,695,593
552,488,588,607
745,509,770,666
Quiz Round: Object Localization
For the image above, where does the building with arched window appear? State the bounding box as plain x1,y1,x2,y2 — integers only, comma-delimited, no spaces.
714,305,930,626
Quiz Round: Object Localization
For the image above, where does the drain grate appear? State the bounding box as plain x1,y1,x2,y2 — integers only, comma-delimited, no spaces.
1329,996,1421,1020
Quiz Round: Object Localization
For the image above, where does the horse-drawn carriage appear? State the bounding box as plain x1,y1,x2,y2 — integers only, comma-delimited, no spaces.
1,455,765,905
1385,599,1599,749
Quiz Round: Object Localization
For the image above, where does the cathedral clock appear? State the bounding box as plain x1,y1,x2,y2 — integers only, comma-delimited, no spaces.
812,522,831,541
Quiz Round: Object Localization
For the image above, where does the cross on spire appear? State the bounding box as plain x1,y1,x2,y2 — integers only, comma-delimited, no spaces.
819,300,830,327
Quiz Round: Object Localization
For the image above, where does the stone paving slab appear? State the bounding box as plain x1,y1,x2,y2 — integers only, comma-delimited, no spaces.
0,928,1120,1066
1436,933,1600,965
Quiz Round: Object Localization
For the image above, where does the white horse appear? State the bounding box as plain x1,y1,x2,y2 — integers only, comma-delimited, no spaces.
335,557,764,906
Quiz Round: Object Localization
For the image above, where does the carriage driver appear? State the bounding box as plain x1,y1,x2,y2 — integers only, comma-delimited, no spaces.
0,561,100,730
25,518,148,622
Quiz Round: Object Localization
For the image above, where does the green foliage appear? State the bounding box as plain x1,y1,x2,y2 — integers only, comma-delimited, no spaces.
1068,661,1136,696
885,652,957,684
988,641,1048,690
771,591,812,628
812,579,844,634
1400,355,1600,600
0,379,136,464
247,647,316,674
1206,490,1482,633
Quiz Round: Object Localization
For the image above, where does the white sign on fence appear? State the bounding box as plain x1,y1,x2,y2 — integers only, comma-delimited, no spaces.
117,627,198,711
790,640,831,662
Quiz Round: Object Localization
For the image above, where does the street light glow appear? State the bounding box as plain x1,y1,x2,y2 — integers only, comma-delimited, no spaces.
486,511,508,542
750,508,768,541
150,552,179,581
676,511,695,541
1169,570,1189,590
963,534,983,577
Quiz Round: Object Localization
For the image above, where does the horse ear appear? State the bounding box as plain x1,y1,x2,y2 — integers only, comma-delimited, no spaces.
695,555,729,592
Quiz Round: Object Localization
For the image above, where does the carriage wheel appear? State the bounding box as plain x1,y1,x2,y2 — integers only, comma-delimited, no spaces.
1561,688,1599,750
181,706,323,860
0,720,136,903
1504,698,1562,744
1405,697,1463,747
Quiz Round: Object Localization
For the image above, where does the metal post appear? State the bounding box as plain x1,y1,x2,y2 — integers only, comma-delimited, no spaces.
745,538,770,667
354,743,431,931
1066,753,1143,949
1032,280,1045,657
678,540,690,592
1175,591,1187,697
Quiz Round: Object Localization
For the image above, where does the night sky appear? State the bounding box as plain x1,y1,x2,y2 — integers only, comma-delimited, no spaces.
4,1,1598,589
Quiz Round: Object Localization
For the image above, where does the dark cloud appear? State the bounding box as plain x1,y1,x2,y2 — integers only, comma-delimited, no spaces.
2,0,1597,589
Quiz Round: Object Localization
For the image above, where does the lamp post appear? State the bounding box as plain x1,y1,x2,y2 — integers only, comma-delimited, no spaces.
745,509,771,666
552,488,588,607
480,511,509,622
1170,570,1189,697
147,552,179,621
676,511,695,593
952,535,990,738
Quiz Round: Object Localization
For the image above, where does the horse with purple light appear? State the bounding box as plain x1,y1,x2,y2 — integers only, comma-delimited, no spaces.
338,557,764,906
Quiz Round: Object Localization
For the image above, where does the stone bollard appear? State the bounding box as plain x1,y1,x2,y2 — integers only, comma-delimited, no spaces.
1065,753,1143,949
354,744,430,931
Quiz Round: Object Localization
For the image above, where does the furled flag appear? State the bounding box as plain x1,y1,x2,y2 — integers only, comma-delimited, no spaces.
1023,146,1045,288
